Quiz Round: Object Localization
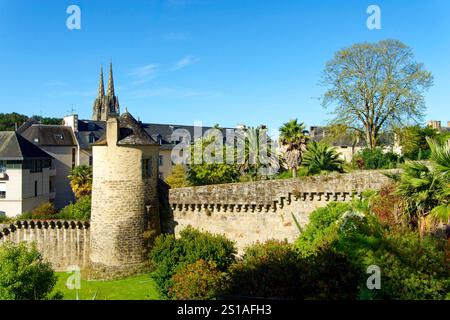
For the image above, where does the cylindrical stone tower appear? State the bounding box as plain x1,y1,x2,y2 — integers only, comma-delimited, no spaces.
89,112,160,279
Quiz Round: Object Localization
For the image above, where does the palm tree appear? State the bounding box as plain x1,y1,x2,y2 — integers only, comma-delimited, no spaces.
68,165,93,199
427,138,450,225
302,141,344,175
395,138,450,235
236,126,279,181
279,119,308,178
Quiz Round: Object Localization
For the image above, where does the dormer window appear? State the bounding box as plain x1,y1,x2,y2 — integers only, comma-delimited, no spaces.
89,133,96,144
55,134,64,141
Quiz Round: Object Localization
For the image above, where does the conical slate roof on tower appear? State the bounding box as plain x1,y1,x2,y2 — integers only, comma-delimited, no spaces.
94,111,159,146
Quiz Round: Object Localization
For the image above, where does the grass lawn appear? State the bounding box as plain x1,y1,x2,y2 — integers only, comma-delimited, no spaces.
54,272,161,300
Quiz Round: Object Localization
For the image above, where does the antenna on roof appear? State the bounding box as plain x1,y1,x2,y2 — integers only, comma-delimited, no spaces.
67,104,77,116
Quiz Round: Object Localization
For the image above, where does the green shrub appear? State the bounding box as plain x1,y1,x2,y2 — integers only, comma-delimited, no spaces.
58,196,91,220
29,202,57,219
169,259,229,300
353,148,402,170
227,240,305,299
227,240,360,300
295,201,450,300
0,242,62,300
366,231,450,300
295,202,351,256
149,227,237,298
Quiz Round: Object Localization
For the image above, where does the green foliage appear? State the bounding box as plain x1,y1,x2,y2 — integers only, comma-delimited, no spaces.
31,202,58,218
368,231,450,300
68,165,93,199
186,133,240,186
0,242,61,300
169,259,229,300
279,119,308,177
302,141,344,175
295,201,450,300
187,163,240,186
30,116,62,125
322,39,433,149
275,167,309,180
17,203,57,220
354,148,402,169
227,240,360,299
0,112,28,131
149,227,237,298
165,165,190,188
58,196,91,220
397,125,438,160
395,138,450,224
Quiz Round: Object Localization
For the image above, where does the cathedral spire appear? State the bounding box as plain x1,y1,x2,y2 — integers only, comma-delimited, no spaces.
98,65,105,97
107,62,115,97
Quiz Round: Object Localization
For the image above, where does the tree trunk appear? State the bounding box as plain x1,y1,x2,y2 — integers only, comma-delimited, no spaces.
292,168,297,178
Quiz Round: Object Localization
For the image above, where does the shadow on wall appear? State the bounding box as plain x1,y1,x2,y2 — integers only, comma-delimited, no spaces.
158,179,177,234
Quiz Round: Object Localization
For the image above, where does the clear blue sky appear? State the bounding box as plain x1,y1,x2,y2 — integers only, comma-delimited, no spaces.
0,0,449,131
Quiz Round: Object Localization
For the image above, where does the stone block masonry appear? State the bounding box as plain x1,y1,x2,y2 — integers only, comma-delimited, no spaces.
164,170,395,252
0,220,90,271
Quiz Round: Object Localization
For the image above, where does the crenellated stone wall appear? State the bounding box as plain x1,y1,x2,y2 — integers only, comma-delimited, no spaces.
0,220,90,271
162,170,395,252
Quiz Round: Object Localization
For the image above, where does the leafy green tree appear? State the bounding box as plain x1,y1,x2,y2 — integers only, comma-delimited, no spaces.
322,39,433,149
0,242,61,300
31,116,62,125
0,113,28,131
187,133,240,186
353,148,401,169
396,125,438,159
279,119,308,178
68,165,92,199
302,141,344,175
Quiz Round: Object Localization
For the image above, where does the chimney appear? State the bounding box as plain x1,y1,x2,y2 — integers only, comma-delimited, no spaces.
63,114,79,132
106,117,119,145
447,121,450,128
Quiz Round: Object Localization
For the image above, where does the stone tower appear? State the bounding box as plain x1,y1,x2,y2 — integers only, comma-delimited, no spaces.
89,112,160,279
92,63,120,121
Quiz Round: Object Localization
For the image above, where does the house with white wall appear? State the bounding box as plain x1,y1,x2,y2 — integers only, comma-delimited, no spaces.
0,132,55,217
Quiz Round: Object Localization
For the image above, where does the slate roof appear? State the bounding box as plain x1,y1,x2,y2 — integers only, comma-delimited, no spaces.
78,118,231,150
94,112,159,146
20,124,77,147
0,131,53,160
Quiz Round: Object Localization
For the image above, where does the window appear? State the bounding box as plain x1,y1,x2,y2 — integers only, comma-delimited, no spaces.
34,181,38,197
158,172,163,179
49,180,54,193
89,133,96,144
30,160,43,173
142,158,153,178
0,161,6,173
159,155,163,166
0,183,6,199
71,148,76,169
89,156,93,166
55,134,64,140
